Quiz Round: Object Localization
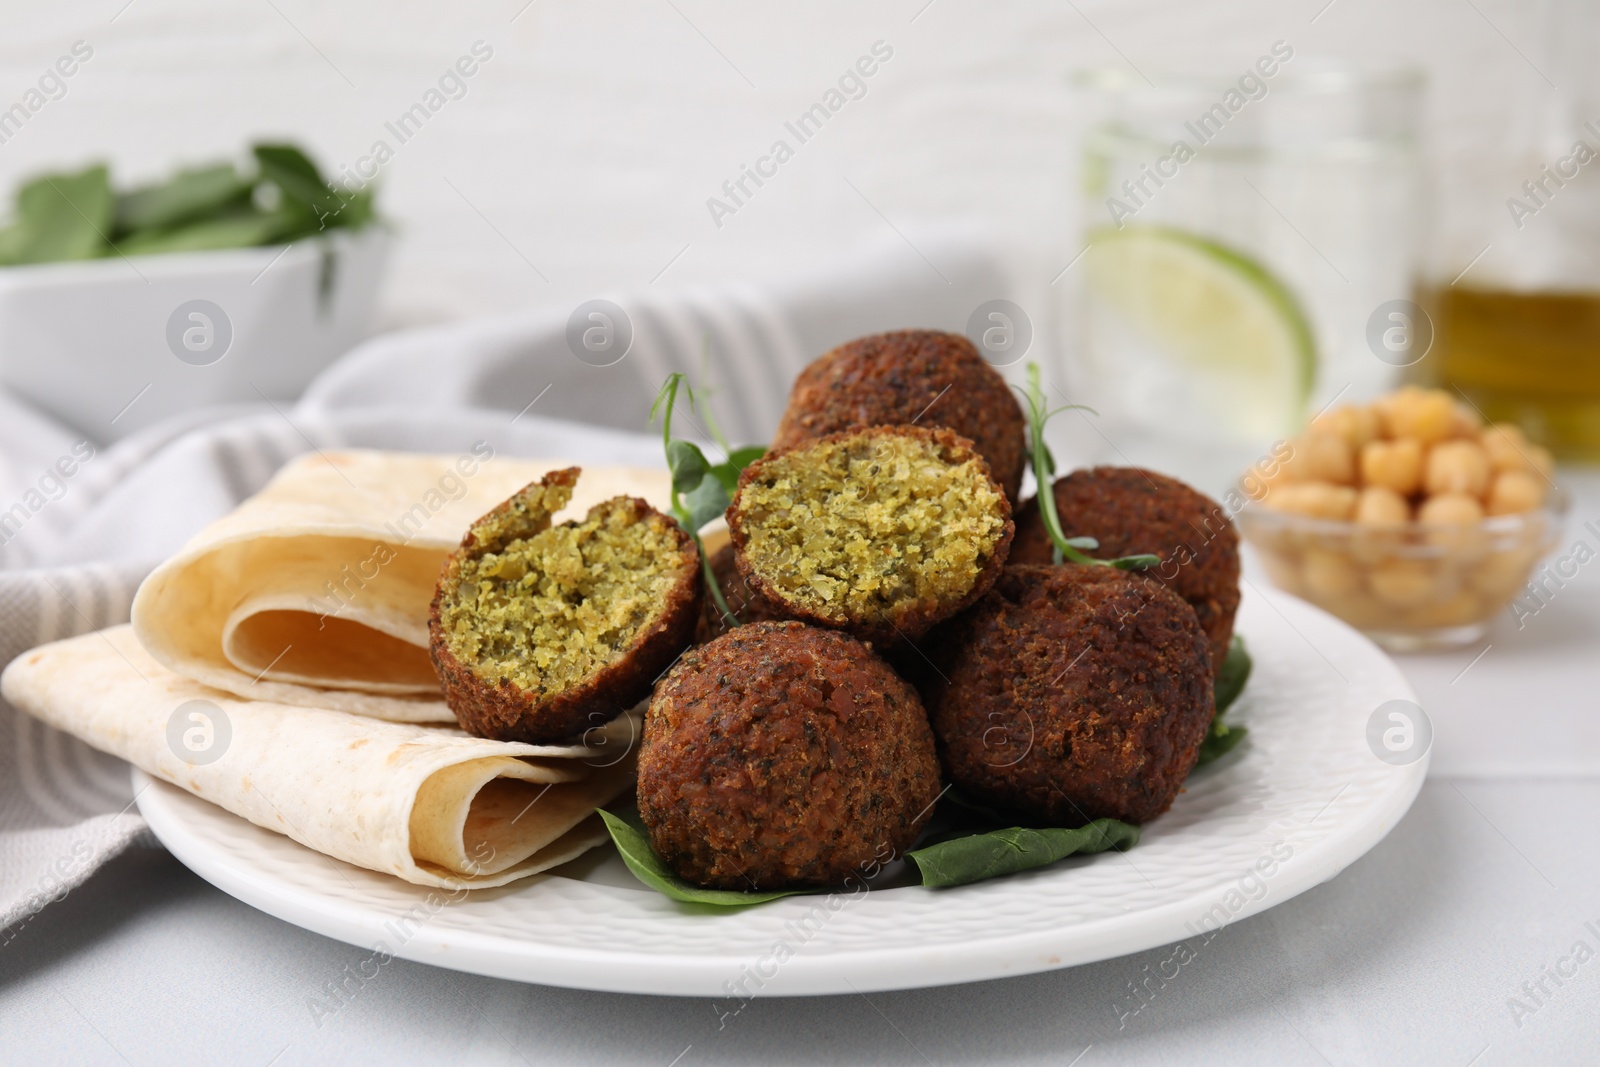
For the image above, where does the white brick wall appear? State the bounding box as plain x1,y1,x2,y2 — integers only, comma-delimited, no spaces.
0,0,1569,335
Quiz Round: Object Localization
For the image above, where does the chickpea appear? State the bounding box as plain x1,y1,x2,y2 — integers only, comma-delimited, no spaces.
1482,424,1538,473
1368,559,1438,607
1312,405,1381,451
1486,470,1544,515
1450,403,1483,438
1284,430,1355,485
1355,486,1410,525
1266,482,1357,520
1380,386,1457,444
1241,459,1294,502
1418,492,1485,526
1470,545,1539,602
1360,438,1424,495
1302,548,1362,598
1424,440,1492,498
1405,590,1483,628
1318,589,1390,629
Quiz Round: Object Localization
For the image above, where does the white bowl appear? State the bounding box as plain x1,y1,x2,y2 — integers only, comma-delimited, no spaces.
0,226,389,441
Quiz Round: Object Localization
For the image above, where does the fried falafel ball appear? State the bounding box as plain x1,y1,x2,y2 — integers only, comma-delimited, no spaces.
430,467,700,744
695,542,789,642
638,621,941,890
1012,467,1241,668
925,565,1213,826
772,329,1028,503
728,425,1014,646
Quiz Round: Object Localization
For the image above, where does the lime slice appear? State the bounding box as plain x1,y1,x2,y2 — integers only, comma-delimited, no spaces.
1084,226,1316,440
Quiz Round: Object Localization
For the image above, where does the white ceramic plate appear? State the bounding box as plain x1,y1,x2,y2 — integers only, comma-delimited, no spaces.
136,584,1427,997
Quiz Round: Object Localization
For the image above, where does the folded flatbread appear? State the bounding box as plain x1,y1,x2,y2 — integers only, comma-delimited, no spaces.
2,627,638,888
130,449,672,722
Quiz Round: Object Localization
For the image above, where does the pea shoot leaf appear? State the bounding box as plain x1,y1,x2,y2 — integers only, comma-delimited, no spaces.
666,439,710,495
682,473,731,532
710,445,766,493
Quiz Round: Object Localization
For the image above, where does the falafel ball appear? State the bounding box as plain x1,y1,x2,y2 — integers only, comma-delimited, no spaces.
695,542,789,642
728,425,1014,646
430,467,700,744
772,329,1028,502
925,565,1213,826
1012,467,1240,667
638,621,941,890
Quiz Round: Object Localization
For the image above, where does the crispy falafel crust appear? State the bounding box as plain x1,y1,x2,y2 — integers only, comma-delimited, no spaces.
772,329,1028,502
727,425,1014,646
1012,467,1241,668
429,469,701,744
925,565,1213,826
638,621,941,890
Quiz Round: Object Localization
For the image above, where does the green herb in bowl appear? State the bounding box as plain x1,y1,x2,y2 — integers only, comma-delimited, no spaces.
0,142,376,266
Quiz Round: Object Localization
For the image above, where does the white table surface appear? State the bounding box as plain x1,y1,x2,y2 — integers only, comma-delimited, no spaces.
4,474,1598,1066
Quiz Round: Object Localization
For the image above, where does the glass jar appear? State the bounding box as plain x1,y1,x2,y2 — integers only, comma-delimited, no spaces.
1066,60,1425,497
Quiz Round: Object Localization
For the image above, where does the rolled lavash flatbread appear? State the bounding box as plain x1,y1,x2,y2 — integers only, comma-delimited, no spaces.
2,626,638,888
130,449,672,722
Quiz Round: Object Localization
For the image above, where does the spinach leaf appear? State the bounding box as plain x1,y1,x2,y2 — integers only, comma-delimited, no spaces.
598,809,800,907
252,143,343,217
1195,636,1251,766
1214,634,1251,714
116,213,285,257
0,143,376,268
907,819,1140,888
114,163,249,234
1,166,113,264
1196,722,1248,764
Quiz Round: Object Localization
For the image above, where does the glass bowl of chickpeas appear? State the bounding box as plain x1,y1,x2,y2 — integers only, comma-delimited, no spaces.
1236,386,1567,651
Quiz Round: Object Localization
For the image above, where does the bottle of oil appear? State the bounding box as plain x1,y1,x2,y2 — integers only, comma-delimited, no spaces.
1416,286,1600,462
1413,0,1600,463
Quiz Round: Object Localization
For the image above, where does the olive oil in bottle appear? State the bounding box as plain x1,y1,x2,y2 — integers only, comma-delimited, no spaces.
1415,285,1600,462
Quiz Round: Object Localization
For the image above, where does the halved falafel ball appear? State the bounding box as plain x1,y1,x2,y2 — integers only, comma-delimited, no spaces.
1012,467,1241,667
638,621,941,890
430,467,700,744
925,565,1213,826
728,425,1014,646
772,329,1028,502
695,542,789,642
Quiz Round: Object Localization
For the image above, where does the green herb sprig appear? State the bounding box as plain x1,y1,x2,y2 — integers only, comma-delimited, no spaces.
649,372,765,629
1016,361,1159,571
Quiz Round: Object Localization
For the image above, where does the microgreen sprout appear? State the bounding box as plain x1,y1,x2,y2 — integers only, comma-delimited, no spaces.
650,372,766,628
1015,362,1160,571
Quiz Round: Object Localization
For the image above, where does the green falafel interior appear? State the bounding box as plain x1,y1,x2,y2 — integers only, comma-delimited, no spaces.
434,473,692,698
733,428,1008,628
